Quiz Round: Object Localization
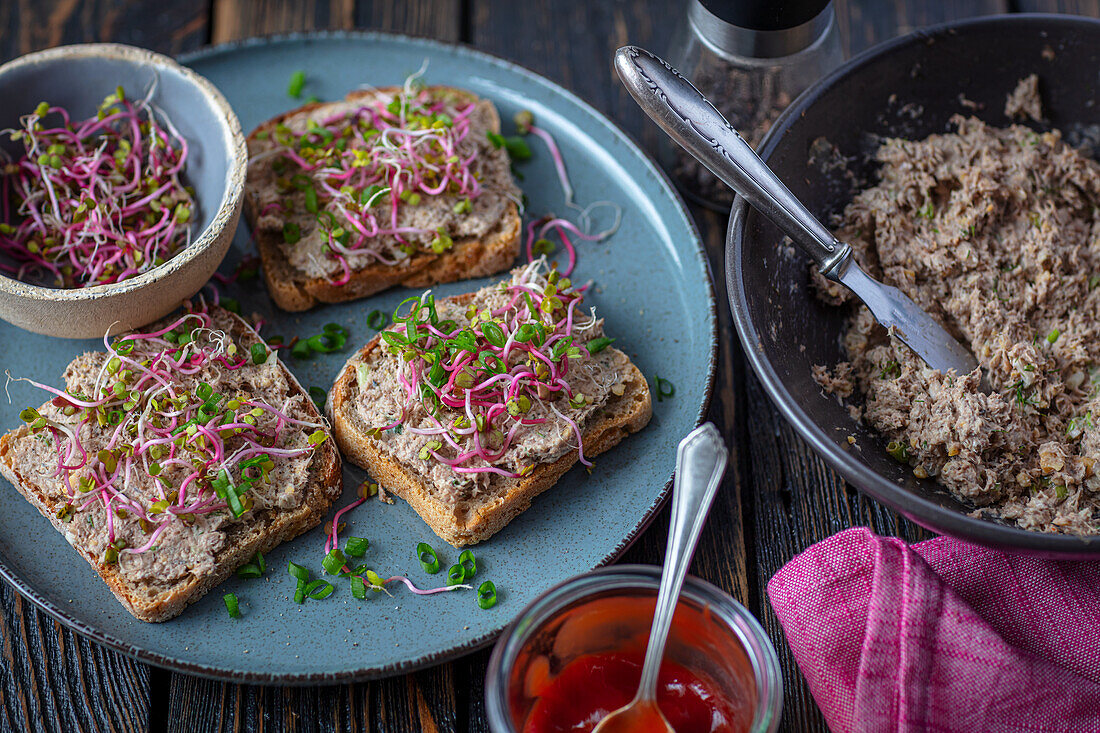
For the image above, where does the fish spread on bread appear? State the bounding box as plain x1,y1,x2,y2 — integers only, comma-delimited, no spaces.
0,303,341,621
330,260,652,546
244,81,522,310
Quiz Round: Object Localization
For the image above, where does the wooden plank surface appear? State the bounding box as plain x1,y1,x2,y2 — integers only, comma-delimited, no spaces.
0,6,205,732
0,0,1086,731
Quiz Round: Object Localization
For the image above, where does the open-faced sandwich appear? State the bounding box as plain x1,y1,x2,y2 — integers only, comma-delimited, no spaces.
0,303,341,621
244,82,522,311
329,260,652,546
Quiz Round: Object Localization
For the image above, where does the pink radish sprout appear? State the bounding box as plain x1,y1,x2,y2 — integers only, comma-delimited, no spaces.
0,87,195,287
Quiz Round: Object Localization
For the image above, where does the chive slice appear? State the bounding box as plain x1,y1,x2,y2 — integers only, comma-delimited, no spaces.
251,343,268,364
293,581,306,604
224,593,241,618
290,339,312,359
351,575,367,599
586,336,614,354
654,375,676,402
306,332,346,353
416,542,441,574
288,561,309,582
477,580,498,609
446,564,465,586
304,579,335,599
254,551,265,574
322,548,346,575
345,537,369,557
236,563,261,578
458,549,477,578
366,310,386,330
287,70,306,99
283,221,301,244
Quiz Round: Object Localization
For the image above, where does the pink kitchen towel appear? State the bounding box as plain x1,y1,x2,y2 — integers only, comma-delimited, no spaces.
766,527,1100,732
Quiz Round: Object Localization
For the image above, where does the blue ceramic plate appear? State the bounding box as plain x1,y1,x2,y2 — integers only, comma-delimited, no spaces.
0,32,715,682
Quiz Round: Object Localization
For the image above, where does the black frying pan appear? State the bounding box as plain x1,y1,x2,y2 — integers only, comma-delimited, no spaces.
727,14,1100,558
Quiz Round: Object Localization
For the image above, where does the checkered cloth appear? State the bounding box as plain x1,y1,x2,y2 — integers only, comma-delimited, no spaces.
767,527,1100,732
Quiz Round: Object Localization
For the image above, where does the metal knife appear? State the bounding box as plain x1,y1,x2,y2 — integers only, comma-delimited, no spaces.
614,45,978,377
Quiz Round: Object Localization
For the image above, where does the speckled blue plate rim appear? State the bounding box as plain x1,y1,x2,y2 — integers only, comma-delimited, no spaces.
0,30,717,685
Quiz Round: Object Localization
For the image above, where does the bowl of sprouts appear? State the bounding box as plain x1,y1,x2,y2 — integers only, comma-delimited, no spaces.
0,43,246,338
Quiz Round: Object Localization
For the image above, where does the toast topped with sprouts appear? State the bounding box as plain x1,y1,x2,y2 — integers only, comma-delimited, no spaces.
0,304,341,622
328,261,652,546
244,83,522,311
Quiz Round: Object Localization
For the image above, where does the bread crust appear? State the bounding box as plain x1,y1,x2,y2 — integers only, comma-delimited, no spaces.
0,310,342,622
243,87,522,312
328,293,652,547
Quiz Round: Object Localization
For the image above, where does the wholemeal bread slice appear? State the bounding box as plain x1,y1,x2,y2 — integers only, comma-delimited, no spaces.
0,306,341,622
328,285,652,547
244,86,522,312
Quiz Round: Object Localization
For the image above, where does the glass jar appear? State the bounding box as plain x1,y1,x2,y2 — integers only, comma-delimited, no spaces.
485,565,783,732
662,0,845,211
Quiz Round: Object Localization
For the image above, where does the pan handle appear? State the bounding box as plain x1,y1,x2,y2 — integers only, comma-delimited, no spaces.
613,44,850,278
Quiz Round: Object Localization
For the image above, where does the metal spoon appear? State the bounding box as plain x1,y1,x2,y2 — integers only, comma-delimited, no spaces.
614,45,978,378
592,423,729,733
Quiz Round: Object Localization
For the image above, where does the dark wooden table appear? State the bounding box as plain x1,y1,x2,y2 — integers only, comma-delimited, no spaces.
0,1,1092,730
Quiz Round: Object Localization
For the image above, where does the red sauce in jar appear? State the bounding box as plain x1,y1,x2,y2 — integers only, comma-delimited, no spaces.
520,651,749,733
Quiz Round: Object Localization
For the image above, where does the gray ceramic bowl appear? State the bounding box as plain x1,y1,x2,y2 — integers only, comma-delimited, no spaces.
0,43,246,338
728,15,1100,557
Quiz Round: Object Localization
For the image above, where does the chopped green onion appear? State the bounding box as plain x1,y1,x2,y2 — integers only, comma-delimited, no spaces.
887,440,909,463
306,332,346,353
586,336,614,354
255,551,265,574
224,593,241,618
345,536,369,557
287,70,306,99
458,549,477,578
503,136,532,160
251,343,268,364
351,575,367,599
290,339,312,359
322,548,347,575
309,386,326,411
288,561,310,582
654,375,675,402
283,221,301,244
304,579,335,599
366,310,386,330
477,580,498,609
236,563,262,578
446,564,465,586
416,542,441,574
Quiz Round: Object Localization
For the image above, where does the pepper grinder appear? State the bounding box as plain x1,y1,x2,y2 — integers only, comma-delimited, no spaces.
661,0,844,211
